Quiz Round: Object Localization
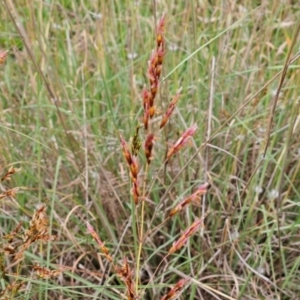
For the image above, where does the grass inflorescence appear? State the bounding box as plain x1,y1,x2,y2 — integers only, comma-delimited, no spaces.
1,1,300,299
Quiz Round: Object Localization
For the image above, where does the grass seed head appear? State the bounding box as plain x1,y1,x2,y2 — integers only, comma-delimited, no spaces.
120,136,140,204
168,217,205,254
156,14,166,48
132,179,140,204
115,258,136,300
33,265,62,279
0,50,8,64
0,187,19,200
120,136,133,166
131,125,142,156
169,182,210,217
160,88,181,129
161,278,188,300
86,222,113,262
1,166,21,182
143,15,166,122
144,134,155,164
167,124,198,160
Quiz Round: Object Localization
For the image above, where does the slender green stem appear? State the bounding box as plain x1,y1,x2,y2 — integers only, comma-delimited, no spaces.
135,162,149,293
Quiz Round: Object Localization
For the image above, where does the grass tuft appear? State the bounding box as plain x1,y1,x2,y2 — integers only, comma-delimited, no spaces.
1,1,300,299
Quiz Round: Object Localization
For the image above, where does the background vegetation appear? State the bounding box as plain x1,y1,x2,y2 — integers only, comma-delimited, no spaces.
0,0,300,299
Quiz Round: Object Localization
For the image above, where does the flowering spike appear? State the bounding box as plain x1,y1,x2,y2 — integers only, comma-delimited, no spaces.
168,216,206,254
143,103,150,130
132,181,140,204
142,15,166,124
144,134,155,164
115,258,136,300
1,166,21,182
131,125,141,157
156,14,166,49
0,50,8,64
120,136,140,204
167,124,198,160
149,105,156,118
0,187,19,200
160,88,181,129
161,278,188,300
33,265,62,279
86,222,113,262
169,182,210,217
120,136,132,166
142,88,150,109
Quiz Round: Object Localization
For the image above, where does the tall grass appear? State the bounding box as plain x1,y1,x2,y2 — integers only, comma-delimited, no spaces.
1,0,300,299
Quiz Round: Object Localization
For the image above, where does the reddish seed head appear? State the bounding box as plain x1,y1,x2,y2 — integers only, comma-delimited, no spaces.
129,156,139,180
156,63,163,77
195,182,211,194
150,84,158,100
160,89,181,129
144,134,155,164
168,217,204,254
0,50,8,64
149,105,156,118
120,136,132,166
156,15,166,48
132,182,140,204
157,46,165,65
167,124,198,160
161,278,188,300
149,51,158,69
143,103,149,130
86,222,113,261
169,182,210,217
143,14,166,127
142,89,150,108
115,258,136,299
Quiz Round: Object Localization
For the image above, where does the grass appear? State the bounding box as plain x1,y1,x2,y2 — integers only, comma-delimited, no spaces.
1,0,300,299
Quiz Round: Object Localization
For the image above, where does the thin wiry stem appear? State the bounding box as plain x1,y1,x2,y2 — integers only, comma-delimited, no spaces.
135,162,149,292
268,21,300,288
202,56,215,235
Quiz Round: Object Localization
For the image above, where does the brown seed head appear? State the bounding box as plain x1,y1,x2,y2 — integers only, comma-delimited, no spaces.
161,278,188,300
167,124,198,160
0,50,8,64
160,88,181,129
169,182,210,217
86,222,113,262
144,134,155,164
115,258,136,300
156,15,166,48
120,136,133,166
168,217,204,254
131,125,142,156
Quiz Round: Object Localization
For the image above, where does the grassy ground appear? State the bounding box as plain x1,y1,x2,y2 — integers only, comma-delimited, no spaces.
1,0,300,299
